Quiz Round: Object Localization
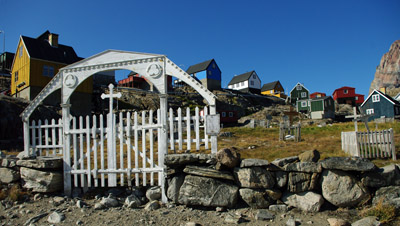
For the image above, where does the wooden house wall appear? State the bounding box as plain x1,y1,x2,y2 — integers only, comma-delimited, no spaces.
362,93,396,120
11,41,30,94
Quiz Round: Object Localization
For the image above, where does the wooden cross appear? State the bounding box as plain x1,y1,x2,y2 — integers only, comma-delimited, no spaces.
345,107,372,132
283,106,299,126
100,83,121,187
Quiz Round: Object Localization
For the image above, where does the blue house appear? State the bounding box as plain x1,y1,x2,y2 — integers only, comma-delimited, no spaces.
186,59,221,91
360,89,400,121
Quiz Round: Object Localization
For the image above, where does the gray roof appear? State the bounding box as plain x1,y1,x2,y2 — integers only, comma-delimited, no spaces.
186,59,214,74
261,81,280,92
228,71,255,85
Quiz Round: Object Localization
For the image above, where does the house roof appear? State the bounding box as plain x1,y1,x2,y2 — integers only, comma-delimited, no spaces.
21,30,81,65
261,81,280,92
394,92,400,101
228,71,255,85
361,89,400,107
332,86,355,95
310,96,332,101
186,59,214,74
290,82,309,94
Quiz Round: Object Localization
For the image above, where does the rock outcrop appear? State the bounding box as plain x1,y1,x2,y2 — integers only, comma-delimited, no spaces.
370,40,400,94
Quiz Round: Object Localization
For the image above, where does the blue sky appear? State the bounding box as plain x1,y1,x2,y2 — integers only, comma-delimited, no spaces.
1,0,399,97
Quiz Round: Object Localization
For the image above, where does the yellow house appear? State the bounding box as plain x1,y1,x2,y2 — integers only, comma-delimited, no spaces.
261,80,287,99
11,30,93,115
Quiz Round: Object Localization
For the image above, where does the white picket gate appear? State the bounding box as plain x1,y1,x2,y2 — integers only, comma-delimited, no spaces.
27,106,213,191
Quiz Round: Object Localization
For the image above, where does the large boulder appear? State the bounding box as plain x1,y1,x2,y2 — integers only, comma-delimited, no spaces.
271,156,299,168
287,172,319,193
273,171,288,188
321,170,370,207
178,175,238,208
284,162,322,173
239,188,274,209
164,154,215,166
17,156,63,169
183,165,234,180
0,167,20,183
320,157,375,172
281,191,324,212
167,174,185,203
240,159,269,168
372,186,400,209
234,167,275,189
20,167,62,192
216,148,240,168
298,150,320,162
362,164,400,188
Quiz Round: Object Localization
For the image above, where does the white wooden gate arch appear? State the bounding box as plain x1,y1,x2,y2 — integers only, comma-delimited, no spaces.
21,50,218,199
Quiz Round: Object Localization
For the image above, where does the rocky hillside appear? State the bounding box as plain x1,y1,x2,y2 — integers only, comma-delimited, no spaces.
370,40,400,94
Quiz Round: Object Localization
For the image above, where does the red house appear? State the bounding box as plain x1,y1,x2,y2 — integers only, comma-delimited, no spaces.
332,86,364,106
310,92,326,99
118,72,173,91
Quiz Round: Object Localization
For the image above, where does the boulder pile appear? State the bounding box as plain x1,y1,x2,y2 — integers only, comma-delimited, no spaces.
165,148,400,212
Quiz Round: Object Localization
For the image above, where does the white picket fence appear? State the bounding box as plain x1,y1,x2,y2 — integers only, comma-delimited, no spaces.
341,129,396,160
28,107,212,189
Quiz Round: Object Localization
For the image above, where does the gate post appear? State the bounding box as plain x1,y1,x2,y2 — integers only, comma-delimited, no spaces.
159,94,168,203
210,105,218,154
23,118,31,156
61,102,72,196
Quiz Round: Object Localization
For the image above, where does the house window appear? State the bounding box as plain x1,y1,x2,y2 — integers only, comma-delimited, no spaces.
222,112,226,117
253,74,256,79
343,89,348,94
42,65,55,77
296,85,302,90
301,92,307,98
241,81,244,86
19,46,23,58
250,81,254,86
208,71,212,76
270,90,273,94
366,109,374,115
355,96,358,101
301,101,307,107
14,71,18,82
372,94,380,102
229,112,233,117
212,63,216,69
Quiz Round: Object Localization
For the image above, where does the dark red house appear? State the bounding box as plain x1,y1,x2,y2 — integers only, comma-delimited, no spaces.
332,86,364,106
310,92,326,99
118,72,172,91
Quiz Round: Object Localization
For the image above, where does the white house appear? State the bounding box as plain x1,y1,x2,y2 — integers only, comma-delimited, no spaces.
227,70,261,93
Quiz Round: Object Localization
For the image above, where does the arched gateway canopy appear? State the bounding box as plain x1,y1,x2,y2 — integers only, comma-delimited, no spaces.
21,50,217,121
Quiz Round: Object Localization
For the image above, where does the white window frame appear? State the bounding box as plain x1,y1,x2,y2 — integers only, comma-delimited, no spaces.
366,109,374,115
221,112,226,117
296,85,302,90
343,89,348,94
229,112,233,117
301,92,307,98
241,81,244,86
301,101,307,107
250,81,254,86
372,94,380,102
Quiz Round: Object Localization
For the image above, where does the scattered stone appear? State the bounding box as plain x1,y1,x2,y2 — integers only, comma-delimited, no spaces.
327,218,351,226
269,204,289,212
320,157,375,172
20,167,62,192
0,167,20,183
146,186,161,201
321,170,370,208
94,203,106,210
372,186,400,208
33,193,41,201
47,211,65,224
282,191,324,212
100,197,119,208
255,209,275,221
286,217,297,226
24,213,48,226
351,216,381,226
144,200,160,211
216,206,225,212
224,213,242,224
124,194,142,208
240,158,269,167
76,220,84,225
183,165,234,180
1,158,17,167
298,150,320,162
184,222,201,226
178,175,238,208
76,200,87,208
234,167,275,188
167,174,185,203
216,147,240,168
52,196,65,206
362,164,400,188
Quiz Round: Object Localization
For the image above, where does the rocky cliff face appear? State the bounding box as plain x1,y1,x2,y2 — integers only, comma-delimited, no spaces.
370,40,400,94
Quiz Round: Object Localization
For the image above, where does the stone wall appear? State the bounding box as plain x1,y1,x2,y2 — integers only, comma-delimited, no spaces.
0,155,63,193
165,149,400,212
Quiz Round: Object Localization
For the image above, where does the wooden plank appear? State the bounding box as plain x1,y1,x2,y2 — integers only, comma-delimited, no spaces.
157,109,161,187
142,111,147,186
382,130,388,158
92,115,98,187
169,108,175,153
31,120,36,153
204,106,209,150
119,112,124,186
186,107,191,152
126,111,132,187
149,110,154,186
390,128,396,160
178,108,183,151
45,119,49,156
38,120,42,156
134,111,139,186
58,119,63,155
79,116,85,187
100,114,105,187
195,107,200,151
51,119,56,155
86,115,91,187
72,117,78,187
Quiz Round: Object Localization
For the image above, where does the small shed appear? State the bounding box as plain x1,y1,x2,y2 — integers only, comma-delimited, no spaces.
309,96,335,119
261,80,286,98
360,89,400,121
227,70,261,94
186,59,221,91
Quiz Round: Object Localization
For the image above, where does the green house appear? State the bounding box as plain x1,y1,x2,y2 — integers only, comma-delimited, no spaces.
290,82,309,105
309,96,335,119
296,99,310,113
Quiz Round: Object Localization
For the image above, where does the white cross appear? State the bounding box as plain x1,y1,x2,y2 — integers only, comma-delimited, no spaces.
345,107,371,132
101,83,122,115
